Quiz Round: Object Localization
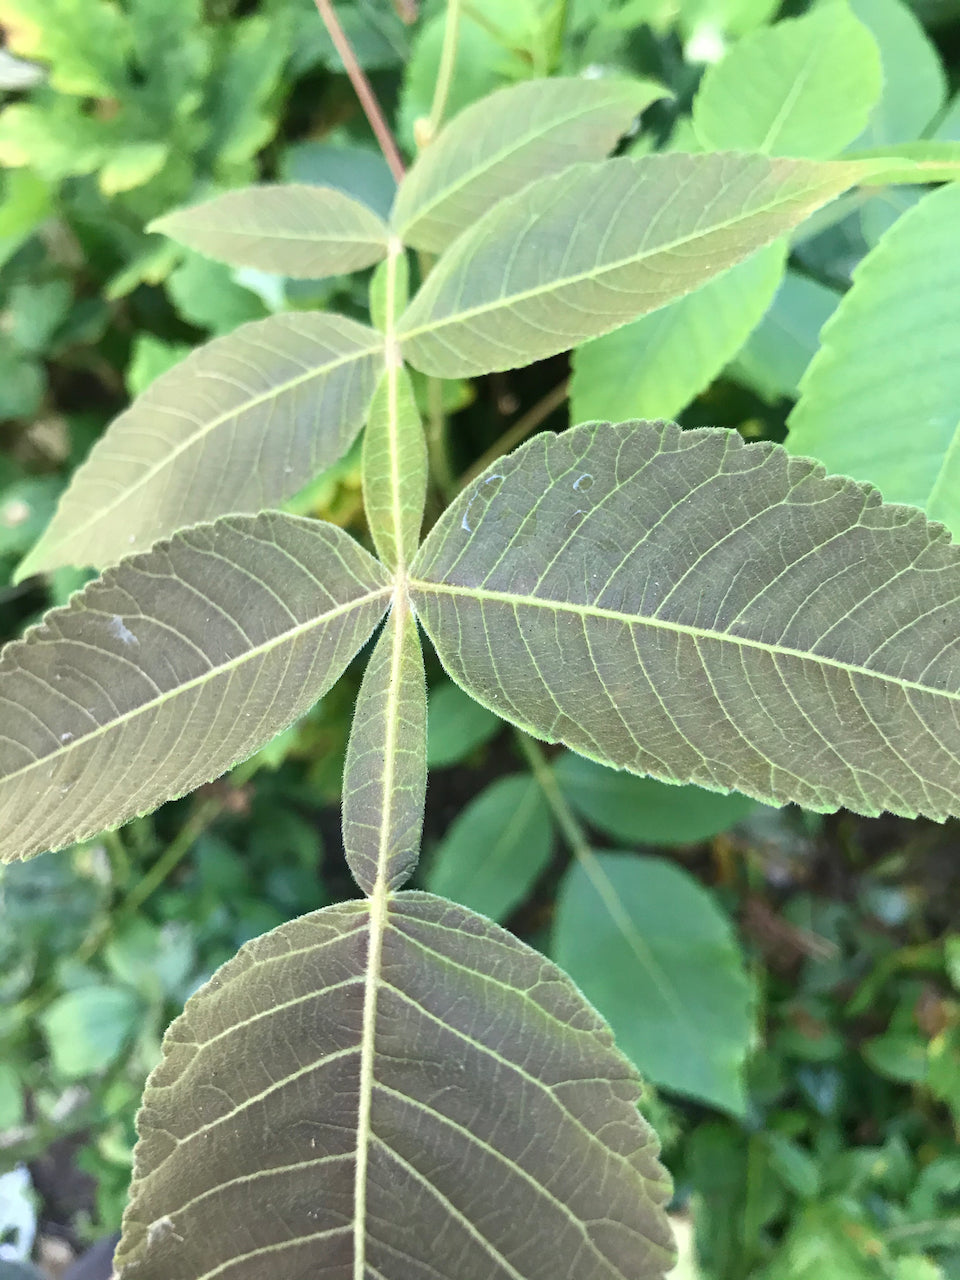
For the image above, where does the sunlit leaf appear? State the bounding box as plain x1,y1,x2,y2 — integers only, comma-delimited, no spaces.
554,852,752,1112
16,313,385,577
116,894,675,1280
392,76,665,253
0,514,391,864
425,775,553,920
151,184,392,276
692,3,882,158
411,419,960,820
342,601,426,896
788,183,960,539
398,154,867,377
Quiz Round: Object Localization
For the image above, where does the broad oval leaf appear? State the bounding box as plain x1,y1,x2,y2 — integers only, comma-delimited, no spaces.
398,154,867,377
553,852,752,1114
342,599,427,896
0,514,391,864
849,0,945,147
16,313,385,577
411,420,960,820
788,183,960,539
692,3,882,158
392,76,665,253
426,678,501,766
115,893,675,1280
150,184,392,276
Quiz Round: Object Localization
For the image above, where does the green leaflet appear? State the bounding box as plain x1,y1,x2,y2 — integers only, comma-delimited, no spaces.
341,601,427,896
392,76,665,253
151,184,392,276
732,269,841,402
788,183,960,540
425,774,554,921
115,894,675,1280
16,313,385,577
426,679,501,767
411,420,960,821
570,243,785,424
553,852,752,1113
0,513,391,864
848,0,946,146
397,153,868,378
553,752,757,847
692,3,882,158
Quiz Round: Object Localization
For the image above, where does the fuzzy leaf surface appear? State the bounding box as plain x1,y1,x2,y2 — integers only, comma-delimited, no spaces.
692,3,882,158
0,514,391,863
398,154,866,377
411,420,960,820
392,76,665,253
115,893,675,1280
151,184,391,276
362,365,426,573
342,601,427,896
788,183,960,540
16,314,385,576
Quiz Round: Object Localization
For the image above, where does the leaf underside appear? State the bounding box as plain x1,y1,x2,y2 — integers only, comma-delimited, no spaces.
0,513,390,863
17,313,385,576
411,420,960,820
116,893,675,1280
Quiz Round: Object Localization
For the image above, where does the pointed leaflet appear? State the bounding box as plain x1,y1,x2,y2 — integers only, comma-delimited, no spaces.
116,894,674,1280
570,242,785,424
0,514,391,864
150,184,391,276
16,314,385,577
692,3,882,158
397,154,869,377
788,183,960,540
411,420,960,820
391,76,665,253
342,601,427,896
553,852,752,1114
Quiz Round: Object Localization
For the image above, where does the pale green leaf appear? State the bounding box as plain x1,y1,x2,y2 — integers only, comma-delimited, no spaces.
342,601,427,896
731,269,840,401
849,0,946,146
427,679,502,767
392,76,666,253
554,752,757,846
116,894,675,1279
788,183,960,539
151,184,392,277
570,243,784,424
845,140,960,184
398,154,867,378
361,363,427,572
0,0,128,96
553,852,752,1112
425,775,553,920
0,514,391,864
692,3,881,158
40,984,142,1079
411,419,960,820
17,313,385,577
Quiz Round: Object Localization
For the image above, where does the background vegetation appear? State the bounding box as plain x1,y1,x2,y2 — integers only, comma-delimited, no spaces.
1,1,959,1277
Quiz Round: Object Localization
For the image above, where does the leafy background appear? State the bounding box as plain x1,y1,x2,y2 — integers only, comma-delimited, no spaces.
1,0,960,1277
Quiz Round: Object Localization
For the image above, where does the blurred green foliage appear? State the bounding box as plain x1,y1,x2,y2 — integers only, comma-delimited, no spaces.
1,0,959,1275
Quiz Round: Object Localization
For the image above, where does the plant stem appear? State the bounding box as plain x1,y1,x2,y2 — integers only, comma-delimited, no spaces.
427,0,462,139
515,731,590,859
313,0,406,183
459,378,569,491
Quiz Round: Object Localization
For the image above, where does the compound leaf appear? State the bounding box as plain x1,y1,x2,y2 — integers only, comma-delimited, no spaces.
16,313,385,577
342,599,427,896
788,183,960,539
392,76,665,253
553,852,752,1114
398,154,867,377
692,3,882,158
115,893,675,1280
411,420,960,820
0,514,391,864
151,184,392,276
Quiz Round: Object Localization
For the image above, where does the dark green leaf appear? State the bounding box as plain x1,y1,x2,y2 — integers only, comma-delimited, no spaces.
427,680,501,767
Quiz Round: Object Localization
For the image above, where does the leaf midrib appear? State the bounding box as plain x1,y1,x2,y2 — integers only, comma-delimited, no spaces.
409,579,957,700
0,585,393,793
398,159,857,343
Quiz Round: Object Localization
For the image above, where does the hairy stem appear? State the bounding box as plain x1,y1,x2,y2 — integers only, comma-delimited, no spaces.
428,0,462,139
313,0,406,182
